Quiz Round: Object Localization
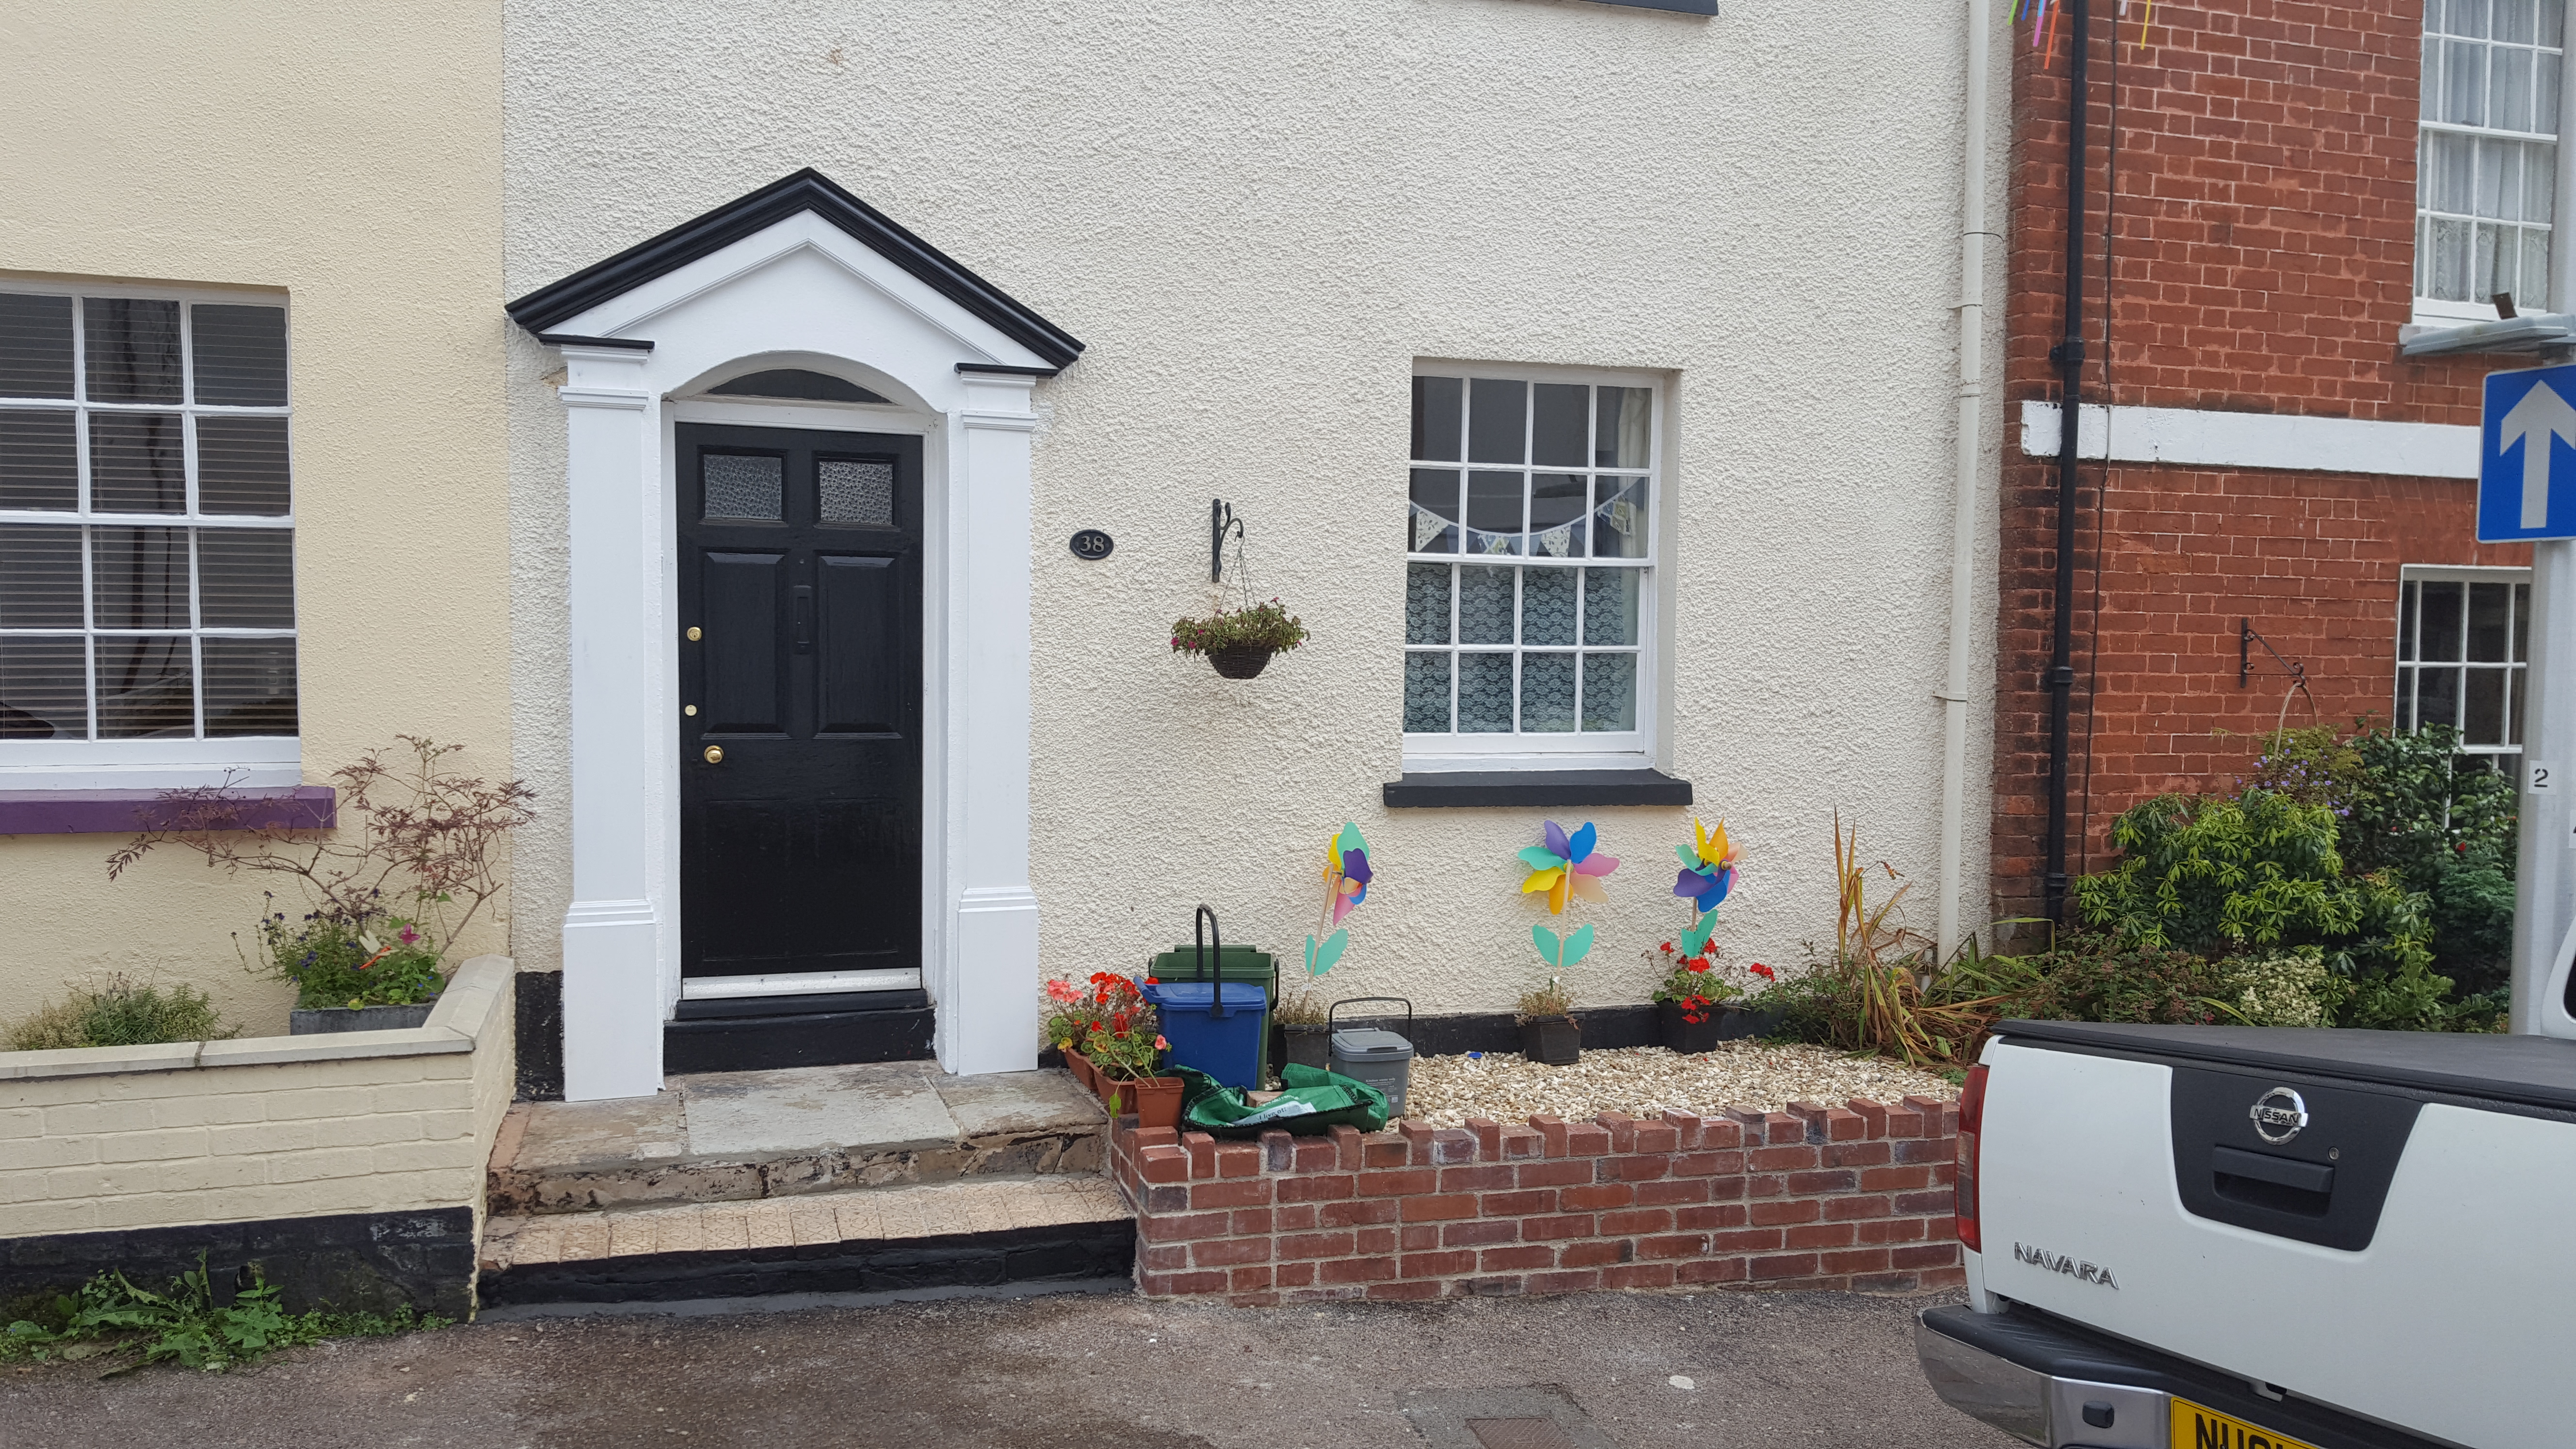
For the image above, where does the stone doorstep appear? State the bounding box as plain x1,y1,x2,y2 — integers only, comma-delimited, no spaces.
478,1174,1134,1273
488,1060,1111,1216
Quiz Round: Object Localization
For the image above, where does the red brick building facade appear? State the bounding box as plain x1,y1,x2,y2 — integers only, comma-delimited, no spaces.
1995,0,2544,920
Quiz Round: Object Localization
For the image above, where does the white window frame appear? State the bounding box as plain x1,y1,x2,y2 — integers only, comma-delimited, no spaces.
2415,0,2572,325
1402,361,1662,773
2396,563,2529,759
0,278,299,789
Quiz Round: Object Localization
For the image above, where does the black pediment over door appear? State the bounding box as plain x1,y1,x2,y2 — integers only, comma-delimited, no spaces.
676,422,922,980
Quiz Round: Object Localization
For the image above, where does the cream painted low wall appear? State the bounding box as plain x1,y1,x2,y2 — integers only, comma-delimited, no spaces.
0,956,514,1241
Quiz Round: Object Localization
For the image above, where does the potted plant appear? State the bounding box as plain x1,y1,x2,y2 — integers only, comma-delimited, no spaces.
109,738,535,1036
1170,598,1308,680
1082,1003,1181,1130
1274,988,1331,1072
1646,940,1779,1051
1515,976,1581,1066
1041,977,1099,1089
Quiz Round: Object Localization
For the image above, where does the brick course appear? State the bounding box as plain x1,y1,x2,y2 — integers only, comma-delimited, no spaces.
1995,2,2523,916
1111,1097,1961,1307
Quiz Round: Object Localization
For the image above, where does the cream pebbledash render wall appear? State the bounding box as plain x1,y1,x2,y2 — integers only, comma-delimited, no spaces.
503,1,2010,1048
0,5,509,1031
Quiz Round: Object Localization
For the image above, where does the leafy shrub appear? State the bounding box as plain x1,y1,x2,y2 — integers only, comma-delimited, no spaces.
2338,725,2516,1000
2215,950,2346,1029
0,1255,447,1373
243,902,447,1011
3,978,237,1052
1947,936,2234,1026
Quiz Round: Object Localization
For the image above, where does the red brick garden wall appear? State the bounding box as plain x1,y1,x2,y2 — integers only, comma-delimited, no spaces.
1993,0,2522,918
1111,1098,1962,1307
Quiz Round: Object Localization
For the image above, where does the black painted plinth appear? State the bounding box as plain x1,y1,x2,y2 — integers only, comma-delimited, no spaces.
0,1208,475,1320
515,968,564,1102
478,1218,1132,1307
663,1004,935,1075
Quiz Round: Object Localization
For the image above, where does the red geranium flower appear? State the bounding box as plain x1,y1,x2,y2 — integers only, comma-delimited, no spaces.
1750,962,1775,980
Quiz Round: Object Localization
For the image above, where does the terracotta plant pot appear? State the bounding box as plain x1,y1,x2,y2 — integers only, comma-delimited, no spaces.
1063,1048,1099,1095
1518,1014,1580,1066
1656,999,1725,1055
1206,645,1274,680
1280,1022,1331,1072
1109,1075,1185,1130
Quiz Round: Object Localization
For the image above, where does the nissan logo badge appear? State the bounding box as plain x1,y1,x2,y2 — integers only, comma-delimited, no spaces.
2249,1087,2308,1145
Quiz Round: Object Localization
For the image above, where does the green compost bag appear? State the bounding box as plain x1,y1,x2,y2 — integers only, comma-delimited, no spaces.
1175,1063,1390,1138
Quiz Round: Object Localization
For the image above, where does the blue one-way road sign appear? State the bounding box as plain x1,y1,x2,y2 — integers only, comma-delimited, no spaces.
2482,363,2576,541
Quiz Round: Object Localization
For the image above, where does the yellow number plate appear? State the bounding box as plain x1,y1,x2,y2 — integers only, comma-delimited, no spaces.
2169,1398,2324,1449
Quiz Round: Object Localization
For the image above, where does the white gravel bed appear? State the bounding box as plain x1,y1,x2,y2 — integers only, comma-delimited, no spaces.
1395,1042,1961,1129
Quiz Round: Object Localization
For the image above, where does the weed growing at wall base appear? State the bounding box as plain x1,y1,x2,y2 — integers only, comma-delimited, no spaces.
0,1255,448,1374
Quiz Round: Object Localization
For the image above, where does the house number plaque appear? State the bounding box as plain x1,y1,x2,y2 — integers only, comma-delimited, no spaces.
1068,529,1114,561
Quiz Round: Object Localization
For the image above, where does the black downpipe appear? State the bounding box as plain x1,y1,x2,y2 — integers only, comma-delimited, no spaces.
2045,0,2090,922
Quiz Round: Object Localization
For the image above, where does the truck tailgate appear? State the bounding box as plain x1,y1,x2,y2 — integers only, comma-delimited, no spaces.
1975,1034,2576,1449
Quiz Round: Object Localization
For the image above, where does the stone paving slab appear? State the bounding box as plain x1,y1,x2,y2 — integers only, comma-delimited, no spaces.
487,1063,1111,1215
479,1175,1133,1271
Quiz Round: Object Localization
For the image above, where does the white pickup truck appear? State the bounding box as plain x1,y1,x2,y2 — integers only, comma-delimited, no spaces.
1916,1019,2576,1449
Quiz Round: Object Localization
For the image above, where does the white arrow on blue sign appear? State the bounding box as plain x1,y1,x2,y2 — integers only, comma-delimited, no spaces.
2481,363,2576,541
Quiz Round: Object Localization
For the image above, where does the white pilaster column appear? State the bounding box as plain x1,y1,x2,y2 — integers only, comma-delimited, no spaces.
556,344,666,1100
941,371,1042,1074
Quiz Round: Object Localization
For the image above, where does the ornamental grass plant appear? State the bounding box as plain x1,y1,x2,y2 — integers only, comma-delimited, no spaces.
2,977,238,1052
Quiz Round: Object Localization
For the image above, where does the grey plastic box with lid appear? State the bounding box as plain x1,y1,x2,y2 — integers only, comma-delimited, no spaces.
1329,1027,1414,1117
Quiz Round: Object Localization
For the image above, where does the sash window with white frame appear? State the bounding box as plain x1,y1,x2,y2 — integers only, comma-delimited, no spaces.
0,286,298,787
1404,368,1655,767
2396,565,2528,764
2417,0,2566,322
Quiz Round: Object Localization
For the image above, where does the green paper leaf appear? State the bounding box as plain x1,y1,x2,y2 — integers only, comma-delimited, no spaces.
1518,846,1568,871
1532,924,1562,966
1562,923,1596,968
1310,929,1349,976
1681,912,1717,954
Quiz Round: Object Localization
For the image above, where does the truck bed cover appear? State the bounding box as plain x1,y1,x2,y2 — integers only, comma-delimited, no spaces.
1994,1018,2576,1112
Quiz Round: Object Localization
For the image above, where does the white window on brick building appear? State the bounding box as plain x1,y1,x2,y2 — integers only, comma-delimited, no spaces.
2417,0,2567,323
1404,367,1659,769
2396,565,2529,763
0,285,299,788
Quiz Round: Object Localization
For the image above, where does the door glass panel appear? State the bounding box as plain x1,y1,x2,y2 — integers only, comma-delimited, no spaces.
817,555,895,733
819,458,894,527
704,453,784,521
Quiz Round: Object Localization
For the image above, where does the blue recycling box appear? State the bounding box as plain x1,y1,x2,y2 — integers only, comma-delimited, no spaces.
1142,980,1269,1091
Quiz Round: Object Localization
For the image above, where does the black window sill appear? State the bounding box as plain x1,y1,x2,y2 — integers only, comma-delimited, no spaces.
1586,0,1717,12
1381,769,1691,809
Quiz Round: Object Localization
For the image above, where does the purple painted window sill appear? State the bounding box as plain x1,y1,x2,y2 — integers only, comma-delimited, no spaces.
0,786,336,836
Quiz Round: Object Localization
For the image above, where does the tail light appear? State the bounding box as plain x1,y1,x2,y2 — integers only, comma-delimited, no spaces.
1955,1063,1988,1254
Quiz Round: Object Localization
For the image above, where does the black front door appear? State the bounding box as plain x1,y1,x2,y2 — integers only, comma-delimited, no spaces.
676,423,922,981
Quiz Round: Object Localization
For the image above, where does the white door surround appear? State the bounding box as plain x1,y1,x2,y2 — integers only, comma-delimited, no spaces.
508,171,1082,1100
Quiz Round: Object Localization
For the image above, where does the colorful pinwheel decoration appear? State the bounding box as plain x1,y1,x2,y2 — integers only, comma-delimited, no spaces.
1672,818,1739,955
1304,821,1372,978
1517,821,1619,915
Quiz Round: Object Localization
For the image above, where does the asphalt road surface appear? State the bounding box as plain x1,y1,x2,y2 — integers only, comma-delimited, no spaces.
1,1287,2019,1449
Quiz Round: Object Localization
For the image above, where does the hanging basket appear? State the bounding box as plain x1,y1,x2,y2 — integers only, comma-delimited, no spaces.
1206,645,1275,680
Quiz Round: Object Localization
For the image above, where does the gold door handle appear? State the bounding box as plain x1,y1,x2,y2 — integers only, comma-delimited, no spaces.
702,745,724,764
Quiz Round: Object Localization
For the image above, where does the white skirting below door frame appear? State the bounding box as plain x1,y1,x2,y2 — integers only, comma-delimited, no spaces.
539,214,1055,1100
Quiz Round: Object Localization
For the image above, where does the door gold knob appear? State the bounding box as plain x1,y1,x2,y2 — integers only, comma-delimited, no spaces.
687,626,702,642
702,745,724,764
